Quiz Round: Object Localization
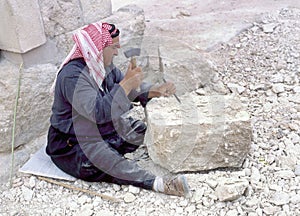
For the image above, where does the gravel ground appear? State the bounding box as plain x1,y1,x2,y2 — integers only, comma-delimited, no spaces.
1,8,300,216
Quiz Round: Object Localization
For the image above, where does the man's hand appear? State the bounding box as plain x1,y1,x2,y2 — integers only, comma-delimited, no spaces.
119,63,143,95
148,82,176,98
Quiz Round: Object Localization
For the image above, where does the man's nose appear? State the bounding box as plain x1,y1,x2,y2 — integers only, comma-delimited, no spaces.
114,49,119,56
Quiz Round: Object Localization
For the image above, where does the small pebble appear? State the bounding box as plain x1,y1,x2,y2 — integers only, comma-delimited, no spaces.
124,193,136,203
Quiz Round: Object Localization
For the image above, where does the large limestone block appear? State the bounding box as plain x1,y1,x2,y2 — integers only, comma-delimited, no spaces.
80,0,112,24
39,0,112,48
39,0,84,38
0,60,56,153
144,11,253,52
40,0,112,38
2,39,61,68
158,41,217,96
144,93,252,172
103,5,146,71
41,4,144,68
0,134,47,184
0,0,46,53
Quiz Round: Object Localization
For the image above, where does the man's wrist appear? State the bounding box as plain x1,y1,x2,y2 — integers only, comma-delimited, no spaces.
148,88,161,98
119,80,131,95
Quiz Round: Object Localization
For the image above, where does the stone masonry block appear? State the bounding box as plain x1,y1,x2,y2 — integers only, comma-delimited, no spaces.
0,0,46,53
39,0,112,38
0,59,56,153
2,39,61,68
80,0,112,24
144,93,252,172
103,4,146,71
158,40,217,96
39,0,84,38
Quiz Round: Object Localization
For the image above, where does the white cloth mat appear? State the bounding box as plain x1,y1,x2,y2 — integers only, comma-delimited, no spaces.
19,145,76,181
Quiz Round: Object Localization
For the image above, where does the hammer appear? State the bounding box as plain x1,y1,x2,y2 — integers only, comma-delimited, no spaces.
124,48,141,69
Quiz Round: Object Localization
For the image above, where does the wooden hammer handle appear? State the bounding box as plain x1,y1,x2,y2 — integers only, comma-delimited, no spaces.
131,57,137,69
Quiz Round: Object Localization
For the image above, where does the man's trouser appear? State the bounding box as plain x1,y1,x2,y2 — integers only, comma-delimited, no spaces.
46,121,155,190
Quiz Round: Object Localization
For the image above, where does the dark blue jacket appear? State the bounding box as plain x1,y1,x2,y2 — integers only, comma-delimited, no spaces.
50,58,151,140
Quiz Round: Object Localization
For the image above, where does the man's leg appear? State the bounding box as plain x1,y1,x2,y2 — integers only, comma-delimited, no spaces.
108,119,147,155
48,126,190,196
78,152,155,190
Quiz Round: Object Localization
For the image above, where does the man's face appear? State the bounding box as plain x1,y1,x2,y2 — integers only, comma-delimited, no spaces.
103,36,120,67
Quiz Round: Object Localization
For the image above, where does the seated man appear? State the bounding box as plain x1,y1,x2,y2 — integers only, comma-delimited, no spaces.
46,22,190,197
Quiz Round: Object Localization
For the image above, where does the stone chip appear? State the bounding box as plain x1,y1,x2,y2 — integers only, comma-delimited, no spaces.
123,192,136,203
215,178,249,202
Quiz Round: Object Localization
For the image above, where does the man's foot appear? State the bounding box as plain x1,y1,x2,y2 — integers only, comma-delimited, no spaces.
153,175,191,197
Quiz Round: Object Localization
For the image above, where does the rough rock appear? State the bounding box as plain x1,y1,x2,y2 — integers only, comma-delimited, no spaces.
225,209,238,216
227,83,246,94
290,194,300,204
262,23,278,33
103,4,146,71
21,185,34,201
272,83,285,94
128,185,140,194
270,192,290,206
95,210,114,216
39,0,112,56
263,206,282,215
171,9,192,19
0,0,46,53
145,93,252,172
39,0,84,38
215,178,249,202
2,39,61,68
0,131,45,182
39,0,112,38
288,93,300,104
274,170,295,179
0,60,56,153
245,197,259,207
143,8,253,52
124,192,136,203
250,167,261,184
295,165,300,176
158,40,220,96
80,0,112,24
78,204,94,216
185,205,196,214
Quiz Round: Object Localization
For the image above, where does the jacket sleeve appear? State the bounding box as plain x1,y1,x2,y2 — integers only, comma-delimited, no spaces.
114,67,152,107
61,70,131,124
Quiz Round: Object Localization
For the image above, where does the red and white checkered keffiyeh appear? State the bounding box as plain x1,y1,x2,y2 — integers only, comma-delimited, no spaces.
50,22,115,93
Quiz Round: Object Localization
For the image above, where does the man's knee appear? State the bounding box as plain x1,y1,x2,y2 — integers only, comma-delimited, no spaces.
131,119,147,134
